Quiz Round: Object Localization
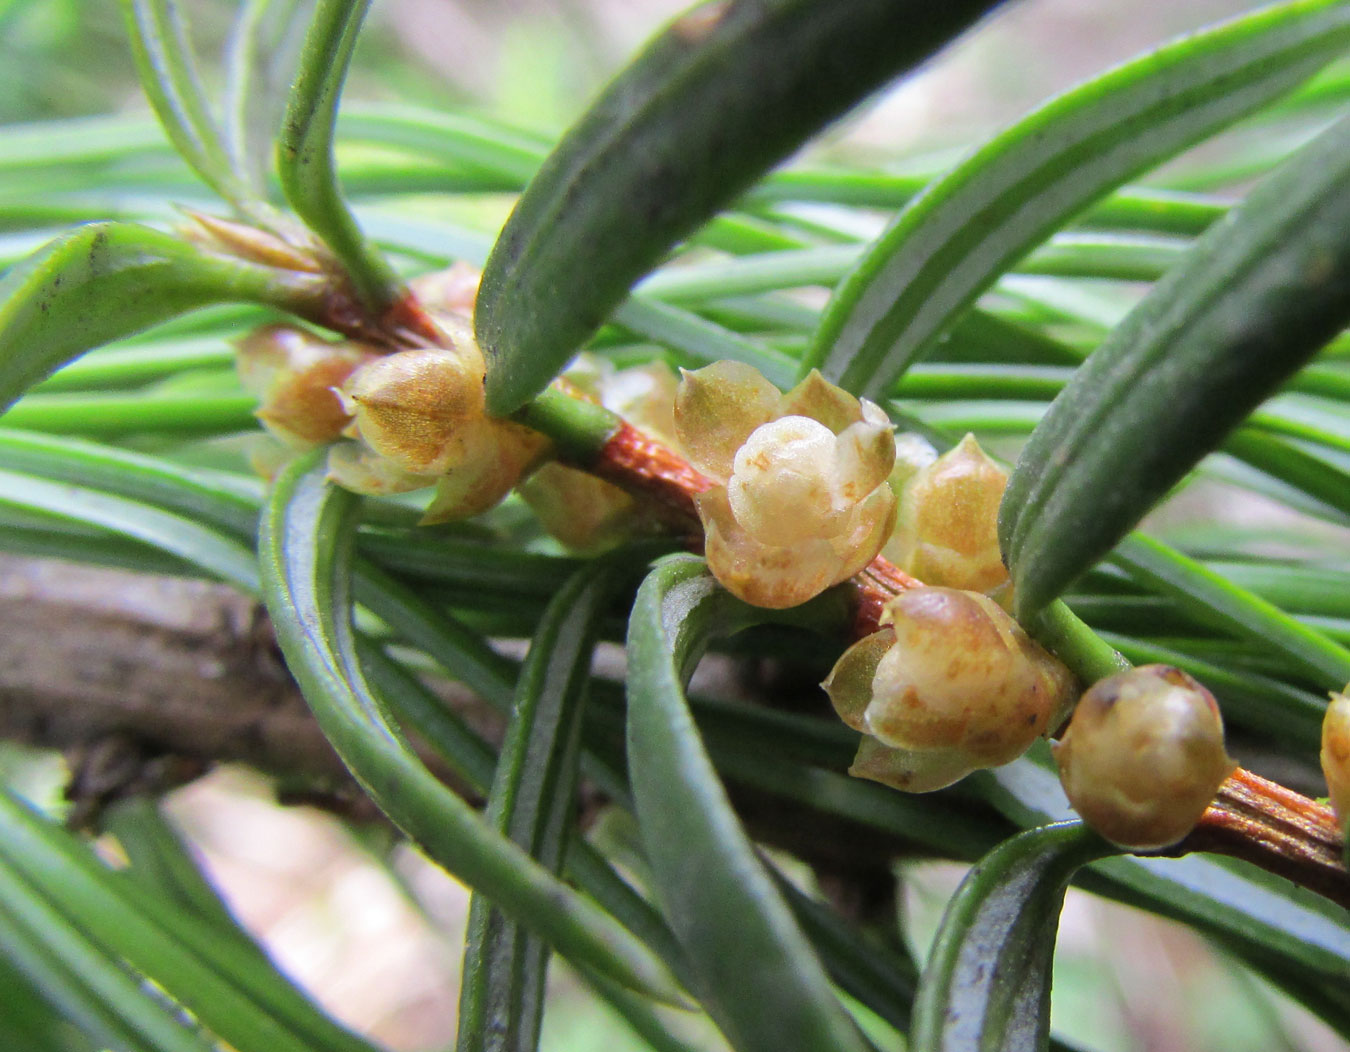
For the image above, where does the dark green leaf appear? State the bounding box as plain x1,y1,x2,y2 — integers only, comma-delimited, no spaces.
0,943,90,1052
458,561,628,1052
105,799,261,953
1001,110,1350,618
911,823,1116,1052
476,0,1004,414
626,555,869,1052
278,0,400,313
0,467,259,590
257,452,683,1004
809,0,1350,398
0,222,325,413
0,429,260,537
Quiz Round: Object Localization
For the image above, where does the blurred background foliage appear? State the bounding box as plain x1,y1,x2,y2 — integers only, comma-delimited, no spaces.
2,1,1348,1050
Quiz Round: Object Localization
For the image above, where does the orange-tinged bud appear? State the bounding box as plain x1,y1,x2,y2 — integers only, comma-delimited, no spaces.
884,432,1008,594
865,587,1076,765
235,325,378,447
340,346,487,475
183,211,324,273
1320,691,1350,829
1054,664,1236,851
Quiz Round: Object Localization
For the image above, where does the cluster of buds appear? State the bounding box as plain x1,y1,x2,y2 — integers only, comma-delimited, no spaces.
674,362,897,609
1054,665,1235,850
819,422,1079,792
883,432,1010,595
235,265,547,523
329,317,548,522
825,587,1077,792
518,355,681,552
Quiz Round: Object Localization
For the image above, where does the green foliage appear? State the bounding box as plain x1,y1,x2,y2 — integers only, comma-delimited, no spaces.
1,2,1350,1051
910,823,1119,1052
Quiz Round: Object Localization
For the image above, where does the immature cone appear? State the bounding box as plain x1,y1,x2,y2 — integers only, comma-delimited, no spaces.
1054,664,1236,850
823,587,1076,792
883,432,1009,594
235,325,378,447
335,323,548,515
340,345,488,476
675,363,896,609
1320,691,1350,830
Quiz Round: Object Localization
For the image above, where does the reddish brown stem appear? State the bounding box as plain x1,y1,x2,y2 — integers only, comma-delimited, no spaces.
594,420,715,527
1181,768,1348,908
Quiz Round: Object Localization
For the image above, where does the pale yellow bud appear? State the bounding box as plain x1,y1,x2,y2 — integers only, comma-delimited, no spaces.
341,346,487,475
883,432,1009,595
1320,691,1350,829
827,629,978,793
728,416,849,545
184,211,324,273
675,360,781,480
235,325,378,447
1054,665,1236,851
675,362,898,608
864,587,1076,766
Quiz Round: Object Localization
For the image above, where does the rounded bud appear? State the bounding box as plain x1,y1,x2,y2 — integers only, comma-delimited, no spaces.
863,587,1076,766
1054,665,1236,850
883,432,1008,594
728,416,848,546
1320,691,1350,830
340,346,487,475
675,362,897,609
